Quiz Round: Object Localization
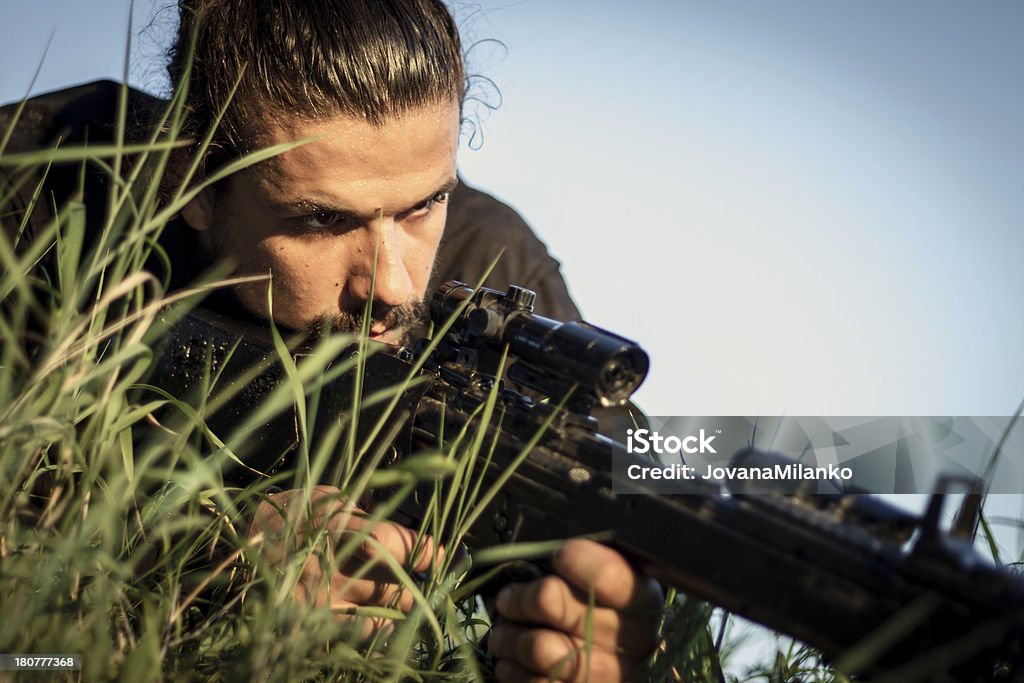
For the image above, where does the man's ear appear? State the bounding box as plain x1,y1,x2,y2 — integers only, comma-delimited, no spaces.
180,188,215,232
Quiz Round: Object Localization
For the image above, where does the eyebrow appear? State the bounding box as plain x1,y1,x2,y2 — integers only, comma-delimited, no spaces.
279,176,460,219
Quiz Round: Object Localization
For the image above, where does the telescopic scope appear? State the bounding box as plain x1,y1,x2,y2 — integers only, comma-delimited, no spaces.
430,281,650,407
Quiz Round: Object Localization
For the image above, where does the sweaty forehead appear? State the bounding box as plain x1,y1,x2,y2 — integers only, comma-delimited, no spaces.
249,103,460,213
257,103,460,179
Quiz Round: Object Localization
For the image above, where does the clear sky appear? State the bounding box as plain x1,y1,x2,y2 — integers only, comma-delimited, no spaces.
2,1,1022,549
451,1,1024,417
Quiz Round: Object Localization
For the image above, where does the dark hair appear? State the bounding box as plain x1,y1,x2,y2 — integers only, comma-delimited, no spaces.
166,0,464,173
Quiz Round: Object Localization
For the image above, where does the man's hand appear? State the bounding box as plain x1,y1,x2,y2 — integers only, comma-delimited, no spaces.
247,485,438,641
489,540,663,683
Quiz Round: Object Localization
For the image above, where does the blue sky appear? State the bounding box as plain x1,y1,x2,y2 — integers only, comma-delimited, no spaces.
449,1,1024,417
2,0,1022,551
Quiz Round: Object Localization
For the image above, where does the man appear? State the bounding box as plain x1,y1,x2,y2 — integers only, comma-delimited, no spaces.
1,1,661,680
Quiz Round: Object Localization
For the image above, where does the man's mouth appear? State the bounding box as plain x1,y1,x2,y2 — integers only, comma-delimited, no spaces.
305,299,425,344
368,324,392,340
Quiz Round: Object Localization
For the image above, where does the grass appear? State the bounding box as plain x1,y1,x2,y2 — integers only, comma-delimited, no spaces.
2,74,1018,682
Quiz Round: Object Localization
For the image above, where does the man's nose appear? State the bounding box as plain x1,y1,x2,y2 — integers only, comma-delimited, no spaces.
346,219,413,308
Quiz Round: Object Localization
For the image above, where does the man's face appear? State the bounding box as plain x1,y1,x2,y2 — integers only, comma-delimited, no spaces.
185,101,461,345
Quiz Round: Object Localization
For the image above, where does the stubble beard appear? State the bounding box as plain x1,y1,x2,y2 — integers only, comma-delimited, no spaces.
304,298,427,346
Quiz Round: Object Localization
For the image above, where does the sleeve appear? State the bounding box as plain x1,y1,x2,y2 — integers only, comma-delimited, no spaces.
0,98,55,248
431,180,582,321
0,80,133,252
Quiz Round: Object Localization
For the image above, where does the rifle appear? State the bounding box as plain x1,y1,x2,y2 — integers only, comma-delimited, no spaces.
152,280,1024,682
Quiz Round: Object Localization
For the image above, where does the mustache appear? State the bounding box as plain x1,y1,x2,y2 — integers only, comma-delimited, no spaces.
304,299,426,341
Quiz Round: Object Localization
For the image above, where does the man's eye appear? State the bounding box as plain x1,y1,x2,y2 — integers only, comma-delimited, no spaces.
300,211,344,230
409,192,451,217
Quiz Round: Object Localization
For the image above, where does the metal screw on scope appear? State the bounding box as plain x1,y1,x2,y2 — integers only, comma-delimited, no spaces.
505,285,536,312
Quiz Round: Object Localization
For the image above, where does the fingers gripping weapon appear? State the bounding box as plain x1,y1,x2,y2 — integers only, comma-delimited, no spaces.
152,281,1024,681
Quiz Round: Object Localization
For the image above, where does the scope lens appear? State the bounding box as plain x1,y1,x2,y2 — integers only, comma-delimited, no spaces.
598,351,645,404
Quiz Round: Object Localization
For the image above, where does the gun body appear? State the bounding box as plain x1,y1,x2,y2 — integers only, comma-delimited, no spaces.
151,282,1024,681
402,359,1024,680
